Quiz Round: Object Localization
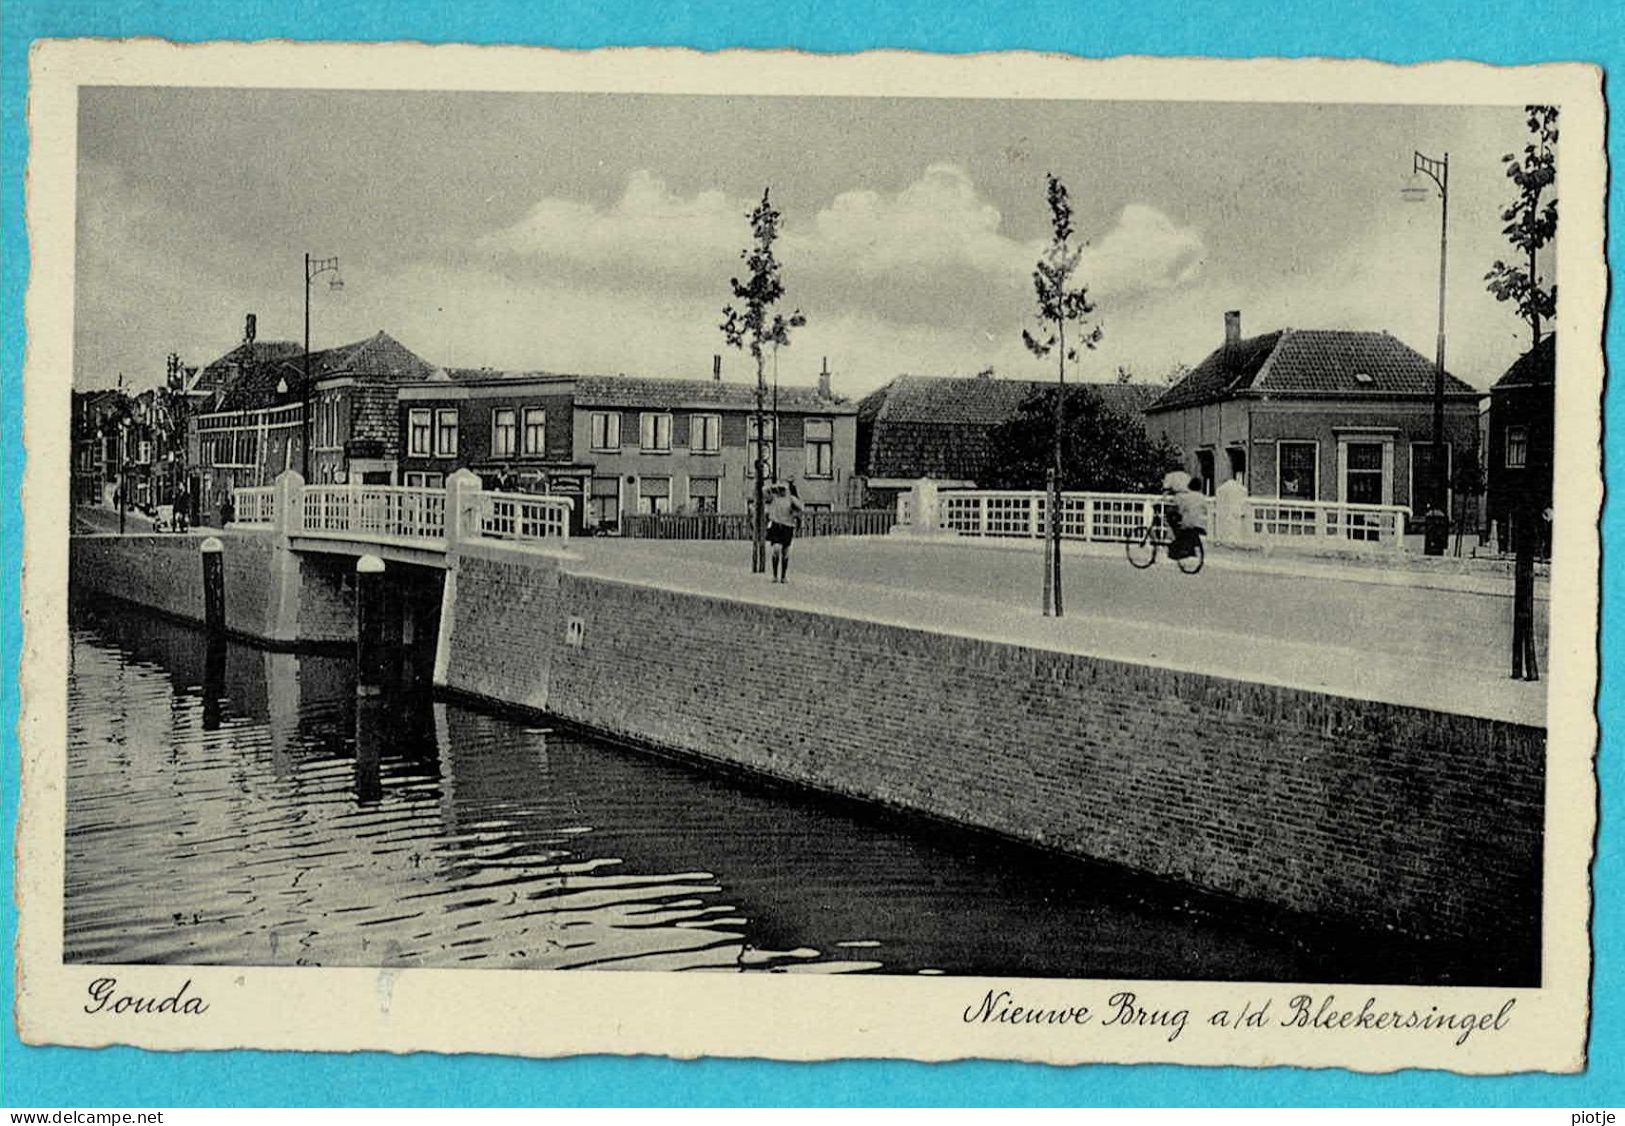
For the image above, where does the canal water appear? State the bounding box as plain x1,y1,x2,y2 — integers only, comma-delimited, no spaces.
65,598,1520,983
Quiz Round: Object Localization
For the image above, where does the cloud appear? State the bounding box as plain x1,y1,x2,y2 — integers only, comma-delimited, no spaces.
1084,204,1206,295
479,165,1205,319
797,163,1026,281
482,169,740,278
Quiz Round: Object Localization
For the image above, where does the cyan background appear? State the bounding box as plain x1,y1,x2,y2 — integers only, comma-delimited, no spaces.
2,0,1618,1107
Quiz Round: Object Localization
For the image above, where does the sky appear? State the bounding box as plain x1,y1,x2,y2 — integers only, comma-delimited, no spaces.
73,89,1555,396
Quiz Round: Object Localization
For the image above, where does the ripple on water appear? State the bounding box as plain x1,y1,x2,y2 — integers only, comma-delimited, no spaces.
63,601,1498,984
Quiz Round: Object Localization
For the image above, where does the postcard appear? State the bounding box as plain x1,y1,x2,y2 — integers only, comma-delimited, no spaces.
16,40,1602,1071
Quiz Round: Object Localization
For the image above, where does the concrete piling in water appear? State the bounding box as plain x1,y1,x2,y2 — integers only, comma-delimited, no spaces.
201,633,226,733
353,693,384,803
355,554,388,697
200,536,225,635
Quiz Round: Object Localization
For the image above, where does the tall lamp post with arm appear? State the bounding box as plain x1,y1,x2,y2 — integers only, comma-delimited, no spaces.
1402,150,1451,556
302,253,343,481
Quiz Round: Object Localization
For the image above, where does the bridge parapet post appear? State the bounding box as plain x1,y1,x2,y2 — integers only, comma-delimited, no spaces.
445,468,484,551
273,470,306,539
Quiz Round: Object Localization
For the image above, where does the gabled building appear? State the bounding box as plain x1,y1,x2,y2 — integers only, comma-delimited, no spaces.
397,367,858,533
855,372,1160,504
1485,334,1555,553
1145,312,1482,517
71,389,128,506
191,326,432,521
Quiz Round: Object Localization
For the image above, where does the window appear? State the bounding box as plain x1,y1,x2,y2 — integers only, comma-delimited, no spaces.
1278,441,1318,500
804,418,834,478
1344,441,1385,505
1195,450,1216,495
404,471,444,489
590,412,621,451
435,409,459,458
137,440,153,464
747,416,776,477
408,409,433,456
589,476,621,530
638,475,671,515
1506,425,1529,468
640,412,673,452
688,475,719,513
523,408,547,456
1226,447,1247,488
690,413,722,453
491,408,517,458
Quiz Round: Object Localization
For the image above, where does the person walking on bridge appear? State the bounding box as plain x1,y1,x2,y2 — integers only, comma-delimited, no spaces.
765,480,804,584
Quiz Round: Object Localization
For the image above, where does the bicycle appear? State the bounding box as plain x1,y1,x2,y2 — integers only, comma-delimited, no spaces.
1125,512,1205,574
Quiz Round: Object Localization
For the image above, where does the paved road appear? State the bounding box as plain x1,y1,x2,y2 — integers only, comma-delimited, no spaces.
574,536,1548,726
72,505,142,535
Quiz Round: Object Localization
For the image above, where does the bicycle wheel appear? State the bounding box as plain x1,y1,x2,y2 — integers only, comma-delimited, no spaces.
1176,536,1205,574
1126,525,1157,569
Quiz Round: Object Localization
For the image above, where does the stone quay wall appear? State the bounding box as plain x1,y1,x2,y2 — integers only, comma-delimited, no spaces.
65,532,1545,946
437,543,1545,947
69,532,353,646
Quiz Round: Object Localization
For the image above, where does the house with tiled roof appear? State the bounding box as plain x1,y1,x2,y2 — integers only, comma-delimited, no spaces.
856,372,1160,501
397,366,858,532
1485,334,1555,553
1145,311,1482,518
191,323,433,522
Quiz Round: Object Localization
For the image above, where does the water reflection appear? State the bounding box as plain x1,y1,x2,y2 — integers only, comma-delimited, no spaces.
64,597,1531,984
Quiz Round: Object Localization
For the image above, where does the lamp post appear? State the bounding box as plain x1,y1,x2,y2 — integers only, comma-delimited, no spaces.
303,253,343,481
117,418,129,535
1403,150,1450,556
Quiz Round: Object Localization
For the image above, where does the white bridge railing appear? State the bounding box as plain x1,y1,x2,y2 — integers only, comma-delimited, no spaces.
937,490,1174,543
228,480,574,549
1245,497,1409,548
925,488,1410,551
476,492,573,543
301,485,448,544
231,486,276,527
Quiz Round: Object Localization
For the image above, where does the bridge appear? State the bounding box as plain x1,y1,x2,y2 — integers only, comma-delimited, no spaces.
230,470,572,566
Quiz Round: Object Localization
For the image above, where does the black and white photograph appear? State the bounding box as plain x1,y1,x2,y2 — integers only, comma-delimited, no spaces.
18,43,1602,1071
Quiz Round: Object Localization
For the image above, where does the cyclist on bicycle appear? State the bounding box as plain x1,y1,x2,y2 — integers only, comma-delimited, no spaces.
1165,476,1208,560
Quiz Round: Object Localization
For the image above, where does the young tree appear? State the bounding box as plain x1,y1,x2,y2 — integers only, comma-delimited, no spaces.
983,386,1182,495
721,189,806,575
1162,361,1192,387
1022,173,1102,617
1485,105,1558,349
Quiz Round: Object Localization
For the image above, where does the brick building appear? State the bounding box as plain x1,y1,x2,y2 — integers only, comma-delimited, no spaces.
71,389,125,507
1145,312,1482,520
1485,334,1555,553
397,368,858,533
191,329,432,521
855,372,1160,504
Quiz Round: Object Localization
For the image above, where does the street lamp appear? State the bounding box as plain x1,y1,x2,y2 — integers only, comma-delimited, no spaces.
1402,150,1450,556
303,253,343,481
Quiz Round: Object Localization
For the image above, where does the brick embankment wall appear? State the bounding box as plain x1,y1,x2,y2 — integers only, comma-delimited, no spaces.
68,533,354,645
437,547,1545,946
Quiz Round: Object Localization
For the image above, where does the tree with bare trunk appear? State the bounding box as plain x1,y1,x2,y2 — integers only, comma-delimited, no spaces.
722,189,807,575
1022,173,1102,617
1485,105,1557,349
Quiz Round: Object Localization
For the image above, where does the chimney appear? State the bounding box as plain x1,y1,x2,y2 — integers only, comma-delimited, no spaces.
1224,310,1241,347
818,357,831,398
245,313,257,345
712,354,722,382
